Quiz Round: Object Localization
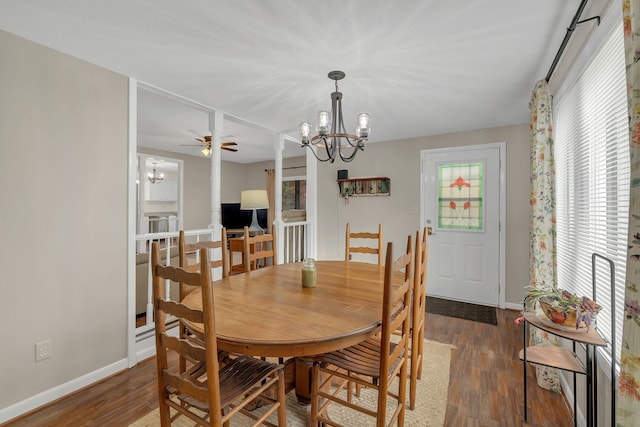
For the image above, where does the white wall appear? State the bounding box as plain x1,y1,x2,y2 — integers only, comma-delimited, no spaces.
315,124,531,305
0,29,128,412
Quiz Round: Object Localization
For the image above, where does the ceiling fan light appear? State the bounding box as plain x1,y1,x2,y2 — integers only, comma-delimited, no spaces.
201,147,210,156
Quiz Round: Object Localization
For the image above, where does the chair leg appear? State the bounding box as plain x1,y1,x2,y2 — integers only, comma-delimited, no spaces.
158,397,171,427
276,370,287,426
417,336,424,380
310,362,319,426
398,360,408,427
409,352,418,410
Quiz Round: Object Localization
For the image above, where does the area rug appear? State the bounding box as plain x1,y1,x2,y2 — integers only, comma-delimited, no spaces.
130,339,455,427
426,296,497,325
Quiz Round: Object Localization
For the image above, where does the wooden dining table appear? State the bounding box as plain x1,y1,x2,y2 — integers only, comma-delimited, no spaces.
181,260,386,401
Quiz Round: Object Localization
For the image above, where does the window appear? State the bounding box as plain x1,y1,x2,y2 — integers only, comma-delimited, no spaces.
554,18,628,362
437,162,484,230
283,178,306,211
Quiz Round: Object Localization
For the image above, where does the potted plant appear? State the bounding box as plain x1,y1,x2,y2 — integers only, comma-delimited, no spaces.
522,285,601,332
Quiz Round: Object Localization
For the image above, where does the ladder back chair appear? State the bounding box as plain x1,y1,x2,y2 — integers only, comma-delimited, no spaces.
242,226,284,364
178,229,229,372
408,226,428,410
178,229,229,299
151,242,287,427
345,223,383,265
243,226,277,272
310,238,414,427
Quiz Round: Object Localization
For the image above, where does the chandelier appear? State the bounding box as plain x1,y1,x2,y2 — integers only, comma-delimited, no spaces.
147,163,164,184
300,71,370,163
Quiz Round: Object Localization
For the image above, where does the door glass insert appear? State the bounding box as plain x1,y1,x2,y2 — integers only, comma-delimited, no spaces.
437,162,484,230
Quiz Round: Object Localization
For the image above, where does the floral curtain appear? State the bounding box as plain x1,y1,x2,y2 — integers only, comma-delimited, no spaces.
619,0,640,423
529,79,561,392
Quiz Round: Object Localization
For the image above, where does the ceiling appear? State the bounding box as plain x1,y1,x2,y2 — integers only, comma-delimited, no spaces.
0,1,585,163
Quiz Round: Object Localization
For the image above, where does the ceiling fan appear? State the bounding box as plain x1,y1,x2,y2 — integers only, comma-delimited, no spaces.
182,135,238,156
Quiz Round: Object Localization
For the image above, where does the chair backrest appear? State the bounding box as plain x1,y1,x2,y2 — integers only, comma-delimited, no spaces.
345,223,383,265
151,242,223,423
379,237,413,390
412,227,428,347
178,229,228,300
243,226,276,271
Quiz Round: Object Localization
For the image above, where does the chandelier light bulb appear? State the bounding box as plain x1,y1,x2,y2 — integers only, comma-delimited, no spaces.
300,122,312,143
316,111,331,135
356,113,370,138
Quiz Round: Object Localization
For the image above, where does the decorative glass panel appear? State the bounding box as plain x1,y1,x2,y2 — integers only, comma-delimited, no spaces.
437,162,484,230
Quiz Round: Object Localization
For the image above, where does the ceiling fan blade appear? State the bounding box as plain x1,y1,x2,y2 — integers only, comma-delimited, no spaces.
222,141,238,146
222,147,238,152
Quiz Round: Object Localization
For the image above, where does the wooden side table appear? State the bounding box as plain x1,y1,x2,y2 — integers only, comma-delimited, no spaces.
519,312,607,426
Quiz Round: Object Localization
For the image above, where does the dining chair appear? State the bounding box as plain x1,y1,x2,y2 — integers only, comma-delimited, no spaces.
345,223,383,265
243,226,277,272
178,229,229,299
178,229,229,372
310,237,413,427
345,222,384,397
408,226,428,410
151,242,287,427
242,226,284,364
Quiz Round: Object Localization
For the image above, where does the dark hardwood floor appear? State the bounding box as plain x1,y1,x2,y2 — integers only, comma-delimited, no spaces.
2,309,573,427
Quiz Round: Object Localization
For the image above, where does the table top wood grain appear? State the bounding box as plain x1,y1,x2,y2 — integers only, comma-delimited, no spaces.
181,260,386,357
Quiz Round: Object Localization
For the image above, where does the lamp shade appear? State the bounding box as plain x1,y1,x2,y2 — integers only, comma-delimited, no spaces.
240,190,269,210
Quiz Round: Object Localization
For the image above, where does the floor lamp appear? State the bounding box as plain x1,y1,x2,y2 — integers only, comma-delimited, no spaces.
240,190,269,233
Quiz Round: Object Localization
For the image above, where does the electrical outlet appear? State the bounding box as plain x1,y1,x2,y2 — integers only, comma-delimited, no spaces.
35,339,52,362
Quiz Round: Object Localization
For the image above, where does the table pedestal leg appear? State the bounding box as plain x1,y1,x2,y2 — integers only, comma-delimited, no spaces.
295,357,314,404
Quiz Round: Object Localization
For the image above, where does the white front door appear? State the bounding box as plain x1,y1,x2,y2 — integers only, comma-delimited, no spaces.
421,144,504,307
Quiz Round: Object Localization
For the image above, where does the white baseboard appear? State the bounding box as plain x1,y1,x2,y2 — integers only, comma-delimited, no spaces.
0,358,128,424
505,302,523,311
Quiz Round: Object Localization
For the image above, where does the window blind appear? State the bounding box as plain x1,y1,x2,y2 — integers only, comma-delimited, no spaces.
554,20,628,362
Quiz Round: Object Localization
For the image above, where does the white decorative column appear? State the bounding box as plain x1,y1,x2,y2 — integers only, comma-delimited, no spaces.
208,111,223,240
274,133,284,264
305,146,318,259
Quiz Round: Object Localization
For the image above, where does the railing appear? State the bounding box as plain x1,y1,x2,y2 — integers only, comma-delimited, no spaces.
142,215,180,233
134,229,214,336
282,221,310,263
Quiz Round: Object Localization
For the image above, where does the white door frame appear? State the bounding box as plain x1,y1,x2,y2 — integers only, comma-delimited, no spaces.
420,142,507,309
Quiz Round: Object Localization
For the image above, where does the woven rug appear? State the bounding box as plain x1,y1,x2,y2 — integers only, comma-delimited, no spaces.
130,339,455,427
426,296,498,325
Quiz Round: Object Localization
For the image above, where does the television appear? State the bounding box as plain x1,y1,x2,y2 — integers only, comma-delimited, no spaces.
221,203,268,230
